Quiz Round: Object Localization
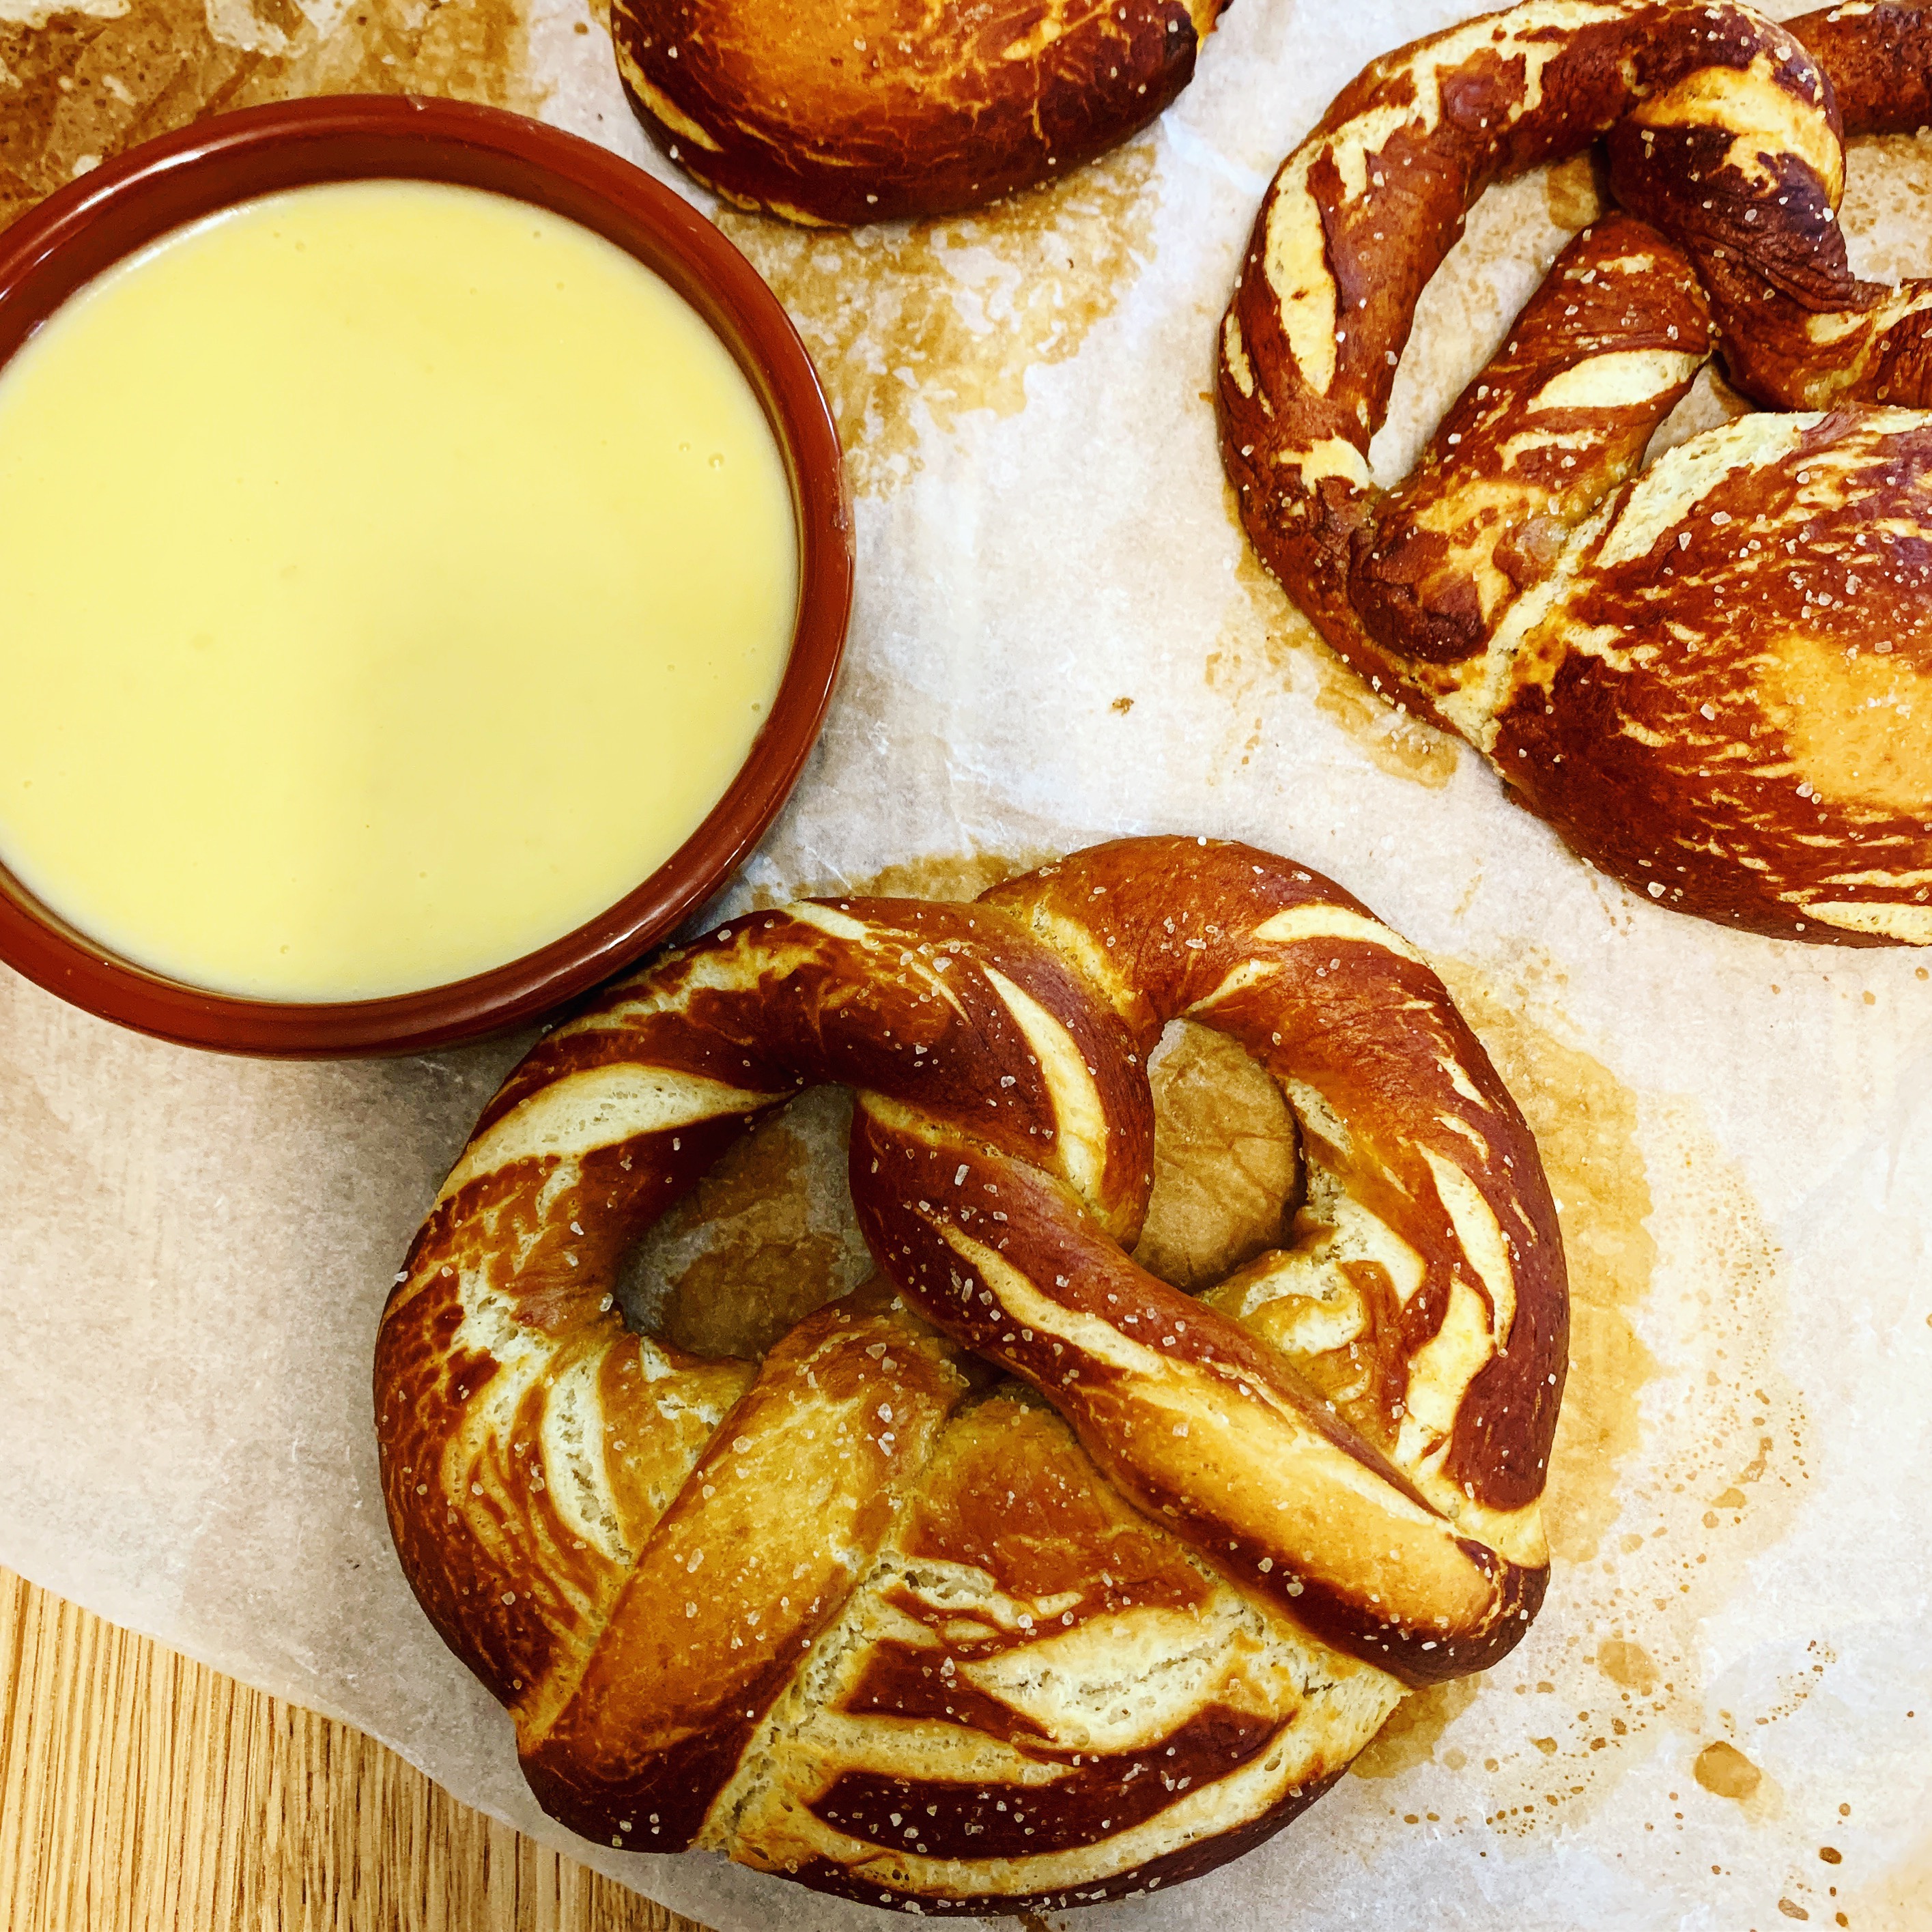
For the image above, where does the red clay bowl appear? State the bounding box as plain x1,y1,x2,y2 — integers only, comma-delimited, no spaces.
0,96,851,1057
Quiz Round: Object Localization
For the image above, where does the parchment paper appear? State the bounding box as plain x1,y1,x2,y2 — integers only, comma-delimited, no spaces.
2,3,1929,1927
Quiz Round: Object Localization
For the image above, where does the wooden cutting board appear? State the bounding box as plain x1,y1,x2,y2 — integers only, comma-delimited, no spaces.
0,1567,712,1932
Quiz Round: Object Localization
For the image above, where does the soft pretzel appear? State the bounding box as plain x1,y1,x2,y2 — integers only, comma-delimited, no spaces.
375,837,1565,1913
1219,1,1932,946
608,0,1224,226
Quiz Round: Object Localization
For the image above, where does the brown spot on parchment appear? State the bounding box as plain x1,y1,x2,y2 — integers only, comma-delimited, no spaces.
1350,955,1808,1836
1352,1678,1481,1779
0,0,540,238
716,139,1158,499
1597,1638,1658,1695
0,1042,118,1242
623,1088,872,1361
1132,1022,1298,1294
746,848,1057,912
1544,152,1606,232
845,850,1051,904
1839,1821,1932,1931
1694,1739,1763,1800
1213,498,1461,789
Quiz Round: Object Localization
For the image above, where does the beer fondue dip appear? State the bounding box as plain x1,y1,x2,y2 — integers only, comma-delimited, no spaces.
0,180,797,1001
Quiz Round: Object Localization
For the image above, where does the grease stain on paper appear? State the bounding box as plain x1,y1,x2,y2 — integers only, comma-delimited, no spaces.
1352,1677,1483,1780
1445,965,1661,1576
1205,159,1649,793
716,140,1158,500
0,0,540,234
622,1086,872,1363
1211,515,1461,789
1694,1738,1763,1800
743,847,1059,915
839,850,1051,905
1837,1822,1932,1932
1544,151,1606,232
1352,956,1811,1841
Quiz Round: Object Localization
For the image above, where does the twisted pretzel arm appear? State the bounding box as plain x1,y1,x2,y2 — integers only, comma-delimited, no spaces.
1604,4,1932,410
1793,3,1932,133
1218,2,1711,697
727,1377,1398,1911
520,1282,967,1843
1350,212,1714,713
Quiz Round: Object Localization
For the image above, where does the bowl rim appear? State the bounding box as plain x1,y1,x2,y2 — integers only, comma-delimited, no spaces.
0,94,852,1057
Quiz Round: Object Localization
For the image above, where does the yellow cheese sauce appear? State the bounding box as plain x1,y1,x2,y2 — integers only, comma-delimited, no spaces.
0,180,797,1001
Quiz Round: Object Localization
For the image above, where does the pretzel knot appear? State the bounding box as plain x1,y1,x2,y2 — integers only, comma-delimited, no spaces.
1219,1,1932,947
375,838,1565,1912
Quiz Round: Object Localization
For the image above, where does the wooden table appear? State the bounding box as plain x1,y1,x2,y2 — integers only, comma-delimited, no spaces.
0,1568,711,1932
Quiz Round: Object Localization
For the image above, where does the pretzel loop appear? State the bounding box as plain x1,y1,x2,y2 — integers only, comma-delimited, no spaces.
377,837,1566,1911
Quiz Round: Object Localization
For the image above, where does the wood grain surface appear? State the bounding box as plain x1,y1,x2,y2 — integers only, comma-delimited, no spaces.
0,1567,713,1932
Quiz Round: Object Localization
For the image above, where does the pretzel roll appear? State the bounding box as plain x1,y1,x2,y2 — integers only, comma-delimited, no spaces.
375,836,1567,1912
1218,0,1932,944
609,0,1225,227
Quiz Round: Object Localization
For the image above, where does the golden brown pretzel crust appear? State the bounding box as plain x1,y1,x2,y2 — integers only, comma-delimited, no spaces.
375,836,1566,1912
1218,1,1932,946
610,0,1223,227
1793,3,1932,134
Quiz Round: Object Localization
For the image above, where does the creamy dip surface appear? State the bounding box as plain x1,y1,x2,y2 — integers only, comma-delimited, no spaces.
0,180,797,1001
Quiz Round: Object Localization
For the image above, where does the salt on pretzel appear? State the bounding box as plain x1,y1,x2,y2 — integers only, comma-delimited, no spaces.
1219,1,1932,946
375,837,1566,1913
609,0,1225,227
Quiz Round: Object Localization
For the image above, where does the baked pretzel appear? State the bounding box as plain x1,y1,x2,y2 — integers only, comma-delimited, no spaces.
375,837,1565,1913
608,0,1224,226
1219,1,1932,946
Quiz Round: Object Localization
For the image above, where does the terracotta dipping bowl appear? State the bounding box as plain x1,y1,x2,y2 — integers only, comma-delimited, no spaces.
0,96,851,1057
